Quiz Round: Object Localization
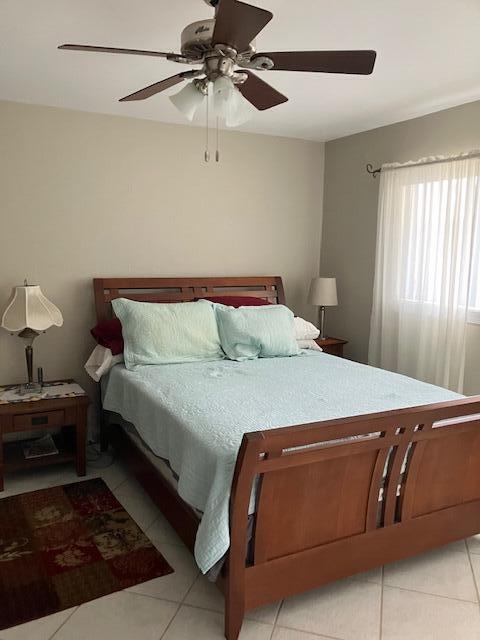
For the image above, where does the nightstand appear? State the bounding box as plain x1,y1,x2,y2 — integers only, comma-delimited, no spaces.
0,380,89,492
315,337,348,357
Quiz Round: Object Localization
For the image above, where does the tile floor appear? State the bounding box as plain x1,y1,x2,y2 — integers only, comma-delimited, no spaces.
2,459,480,640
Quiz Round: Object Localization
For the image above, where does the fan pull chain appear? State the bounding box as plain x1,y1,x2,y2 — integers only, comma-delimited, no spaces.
216,117,220,162
205,84,210,163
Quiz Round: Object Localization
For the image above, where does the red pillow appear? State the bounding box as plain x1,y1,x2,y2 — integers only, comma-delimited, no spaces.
91,318,124,355
200,296,272,307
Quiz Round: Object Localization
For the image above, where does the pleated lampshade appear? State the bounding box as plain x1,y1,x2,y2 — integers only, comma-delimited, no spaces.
1,285,63,332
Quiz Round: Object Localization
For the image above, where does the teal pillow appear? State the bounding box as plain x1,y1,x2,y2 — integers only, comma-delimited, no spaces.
215,304,300,361
112,298,224,369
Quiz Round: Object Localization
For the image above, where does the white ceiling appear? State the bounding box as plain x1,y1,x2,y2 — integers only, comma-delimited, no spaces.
1,0,480,141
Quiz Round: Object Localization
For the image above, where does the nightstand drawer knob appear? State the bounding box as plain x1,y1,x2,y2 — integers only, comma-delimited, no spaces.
31,416,48,425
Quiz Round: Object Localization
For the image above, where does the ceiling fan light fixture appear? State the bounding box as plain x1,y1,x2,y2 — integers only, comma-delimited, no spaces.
169,81,205,121
212,76,235,119
212,76,253,127
225,86,254,127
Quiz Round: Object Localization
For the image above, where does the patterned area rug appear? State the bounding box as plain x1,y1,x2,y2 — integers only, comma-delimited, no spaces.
0,477,173,631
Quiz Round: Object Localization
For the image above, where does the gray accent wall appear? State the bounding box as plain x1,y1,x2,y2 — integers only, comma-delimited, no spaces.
321,99,480,395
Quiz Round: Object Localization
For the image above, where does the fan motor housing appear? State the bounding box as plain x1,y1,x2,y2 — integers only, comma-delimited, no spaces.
181,20,215,59
181,19,256,60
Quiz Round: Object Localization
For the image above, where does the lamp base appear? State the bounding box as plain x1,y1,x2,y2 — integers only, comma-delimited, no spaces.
18,382,42,396
319,306,327,341
17,331,41,394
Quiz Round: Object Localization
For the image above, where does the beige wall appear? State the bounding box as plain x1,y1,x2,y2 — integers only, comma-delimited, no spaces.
0,101,325,411
321,99,480,395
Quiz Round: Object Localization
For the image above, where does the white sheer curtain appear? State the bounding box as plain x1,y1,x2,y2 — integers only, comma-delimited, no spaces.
369,152,480,392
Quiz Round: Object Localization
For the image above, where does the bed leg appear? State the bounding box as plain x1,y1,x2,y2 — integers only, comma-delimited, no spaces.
224,557,245,640
224,594,244,640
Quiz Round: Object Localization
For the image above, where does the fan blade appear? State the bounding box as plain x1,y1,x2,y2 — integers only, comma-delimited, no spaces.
237,71,288,111
119,73,188,102
58,44,177,59
251,50,377,75
212,0,273,53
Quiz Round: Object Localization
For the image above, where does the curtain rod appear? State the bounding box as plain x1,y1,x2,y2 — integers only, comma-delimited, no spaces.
366,151,480,178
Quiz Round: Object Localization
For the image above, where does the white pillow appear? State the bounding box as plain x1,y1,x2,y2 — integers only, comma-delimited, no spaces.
297,339,322,351
294,316,320,340
85,345,124,381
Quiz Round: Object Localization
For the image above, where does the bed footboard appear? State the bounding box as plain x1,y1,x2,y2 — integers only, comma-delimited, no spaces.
224,396,480,640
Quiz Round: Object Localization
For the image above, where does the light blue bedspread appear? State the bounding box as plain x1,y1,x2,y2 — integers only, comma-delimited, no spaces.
102,351,461,573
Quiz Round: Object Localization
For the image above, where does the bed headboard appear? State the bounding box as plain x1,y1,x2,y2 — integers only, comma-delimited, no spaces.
93,276,286,323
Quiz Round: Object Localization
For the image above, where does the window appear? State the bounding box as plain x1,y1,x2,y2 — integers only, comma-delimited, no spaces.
369,152,480,391
469,218,480,322
400,176,480,324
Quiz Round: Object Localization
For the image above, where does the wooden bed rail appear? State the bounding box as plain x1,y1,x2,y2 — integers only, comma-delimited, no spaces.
225,396,480,639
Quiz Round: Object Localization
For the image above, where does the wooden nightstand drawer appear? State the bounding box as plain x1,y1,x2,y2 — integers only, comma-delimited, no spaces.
12,409,65,432
315,337,348,357
323,343,344,357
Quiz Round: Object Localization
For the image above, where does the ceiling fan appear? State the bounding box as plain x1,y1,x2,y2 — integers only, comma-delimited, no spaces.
58,0,377,120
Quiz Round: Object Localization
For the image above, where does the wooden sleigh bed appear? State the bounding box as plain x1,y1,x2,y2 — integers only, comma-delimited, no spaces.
93,276,480,640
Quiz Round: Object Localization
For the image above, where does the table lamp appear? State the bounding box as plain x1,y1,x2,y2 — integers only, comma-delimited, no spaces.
1,281,63,394
308,277,338,341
